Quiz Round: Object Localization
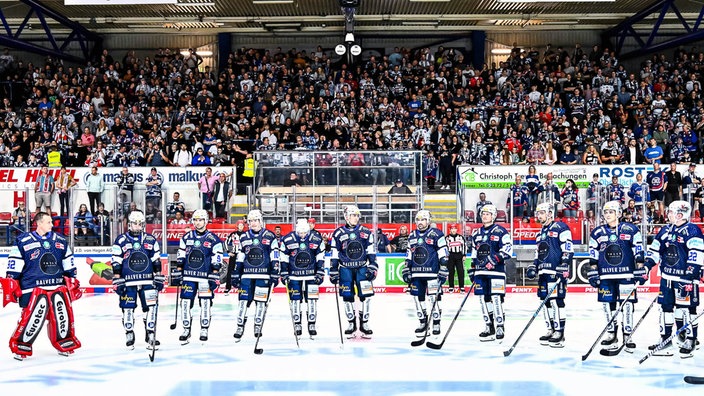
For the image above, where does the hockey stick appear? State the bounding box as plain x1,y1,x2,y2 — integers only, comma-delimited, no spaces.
503,279,562,357
170,286,180,330
333,283,345,348
253,284,274,355
599,294,658,357
411,285,443,347
639,309,704,364
427,282,477,350
149,294,159,362
582,286,638,361
284,282,300,348
684,376,704,385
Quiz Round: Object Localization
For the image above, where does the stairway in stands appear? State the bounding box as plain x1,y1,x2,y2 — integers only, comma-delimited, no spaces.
422,194,458,223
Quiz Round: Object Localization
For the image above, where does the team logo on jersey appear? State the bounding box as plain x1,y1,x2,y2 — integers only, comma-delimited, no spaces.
426,238,434,245
548,231,558,237
609,234,617,242
350,234,357,240
43,241,50,249
204,241,211,248
299,243,306,250
620,234,631,240
262,238,270,245
55,242,64,250
144,243,153,249
360,232,368,239
133,242,140,250
491,235,499,241
253,239,260,245
194,240,201,247
30,250,40,260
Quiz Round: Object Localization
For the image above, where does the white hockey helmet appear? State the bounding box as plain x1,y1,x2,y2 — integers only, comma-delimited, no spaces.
480,204,498,222
668,200,692,224
536,202,554,218
295,218,310,237
128,210,145,234
415,210,432,230
192,209,209,222
247,209,264,230
343,205,361,225
602,200,622,218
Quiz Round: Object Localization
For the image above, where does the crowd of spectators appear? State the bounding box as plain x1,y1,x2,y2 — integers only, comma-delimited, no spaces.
1,42,704,188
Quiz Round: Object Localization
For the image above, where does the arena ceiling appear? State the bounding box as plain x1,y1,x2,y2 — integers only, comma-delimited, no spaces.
0,0,702,35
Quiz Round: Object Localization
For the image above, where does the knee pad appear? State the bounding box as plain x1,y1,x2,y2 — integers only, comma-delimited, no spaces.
122,308,135,332
361,299,371,322
344,301,355,321
308,299,317,323
622,301,634,333
199,298,211,328
181,298,193,328
413,296,427,320
236,300,248,325
291,300,302,323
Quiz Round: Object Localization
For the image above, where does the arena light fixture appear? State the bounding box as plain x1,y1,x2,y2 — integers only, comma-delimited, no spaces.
491,48,513,55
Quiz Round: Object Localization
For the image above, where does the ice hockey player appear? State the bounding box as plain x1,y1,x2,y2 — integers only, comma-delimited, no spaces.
232,209,280,341
587,200,645,352
330,205,378,338
645,200,704,358
280,219,326,338
1,211,82,360
172,209,224,344
526,202,574,347
111,210,164,350
402,210,449,337
468,204,513,341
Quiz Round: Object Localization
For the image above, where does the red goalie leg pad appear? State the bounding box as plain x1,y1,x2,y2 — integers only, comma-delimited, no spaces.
9,289,49,358
0,277,20,307
46,287,81,353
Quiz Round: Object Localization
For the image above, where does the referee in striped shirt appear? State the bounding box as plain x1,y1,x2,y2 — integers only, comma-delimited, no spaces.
446,223,467,293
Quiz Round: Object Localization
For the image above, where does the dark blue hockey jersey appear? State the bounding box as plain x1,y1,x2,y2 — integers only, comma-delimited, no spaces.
646,222,704,282
469,224,513,277
112,232,161,286
235,229,279,280
330,224,378,271
405,227,448,279
589,222,644,280
533,220,574,275
280,231,325,280
177,230,224,282
7,231,75,293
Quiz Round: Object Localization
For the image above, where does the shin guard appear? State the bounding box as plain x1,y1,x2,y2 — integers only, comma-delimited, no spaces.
10,288,49,357
47,287,81,354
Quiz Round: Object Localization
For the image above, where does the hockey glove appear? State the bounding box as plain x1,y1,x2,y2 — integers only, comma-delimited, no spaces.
270,274,280,288
526,265,537,280
314,273,324,285
153,274,166,292
281,273,290,286
365,267,377,281
587,269,600,288
401,266,411,284
64,276,82,301
556,263,570,280
644,258,656,272
438,266,449,285
208,273,219,291
633,267,648,285
485,255,500,271
112,277,126,296
231,273,240,289
467,268,475,283
171,268,183,286
329,270,340,285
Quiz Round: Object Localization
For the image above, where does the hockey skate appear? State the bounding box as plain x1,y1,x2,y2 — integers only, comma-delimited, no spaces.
600,331,618,350
58,351,73,357
415,319,428,337
360,321,373,338
548,331,564,348
294,322,302,337
623,332,636,353
539,329,554,346
200,328,208,342
432,320,441,336
344,320,357,338
680,338,696,359
144,319,160,346
13,353,26,361
495,325,505,341
479,323,496,341
233,325,245,342
146,332,159,350
308,323,317,338
648,338,674,356
125,331,135,350
179,327,191,345
254,324,262,338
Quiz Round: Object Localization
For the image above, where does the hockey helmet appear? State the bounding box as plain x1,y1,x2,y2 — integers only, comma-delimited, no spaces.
192,209,209,230
343,205,361,225
415,210,432,230
295,218,310,237
247,209,264,231
668,200,692,224
480,204,498,222
536,202,554,217
602,201,622,218
128,210,145,234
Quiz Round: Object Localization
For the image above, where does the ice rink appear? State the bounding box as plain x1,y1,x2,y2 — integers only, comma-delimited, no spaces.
0,290,702,395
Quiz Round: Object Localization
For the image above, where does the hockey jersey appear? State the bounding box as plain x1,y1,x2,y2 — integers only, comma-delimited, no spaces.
406,227,448,279
280,231,325,280
112,232,161,286
7,231,75,293
330,224,378,271
533,220,574,275
235,229,279,280
589,222,644,280
177,230,224,282
646,222,704,282
469,224,513,277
